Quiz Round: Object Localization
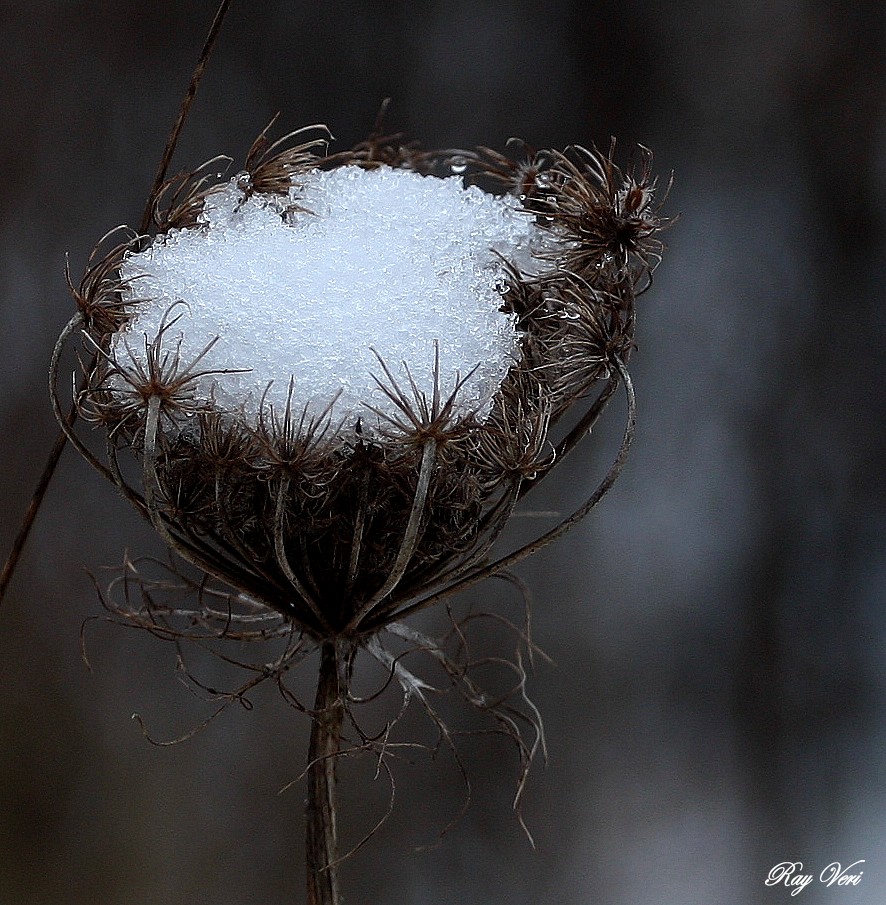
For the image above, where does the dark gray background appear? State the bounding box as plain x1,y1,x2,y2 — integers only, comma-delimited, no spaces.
0,1,883,903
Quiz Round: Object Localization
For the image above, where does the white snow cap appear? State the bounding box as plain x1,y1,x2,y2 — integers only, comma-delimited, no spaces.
117,165,544,435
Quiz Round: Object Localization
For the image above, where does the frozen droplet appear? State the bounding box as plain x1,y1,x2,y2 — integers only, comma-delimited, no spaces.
449,155,467,175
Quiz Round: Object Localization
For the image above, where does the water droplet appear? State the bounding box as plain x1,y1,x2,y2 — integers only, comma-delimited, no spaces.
449,155,467,175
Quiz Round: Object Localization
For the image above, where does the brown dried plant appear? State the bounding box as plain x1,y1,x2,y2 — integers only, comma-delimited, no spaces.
4,5,671,905
54,127,668,905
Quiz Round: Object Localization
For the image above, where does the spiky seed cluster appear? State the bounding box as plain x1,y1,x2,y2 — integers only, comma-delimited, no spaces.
54,125,669,642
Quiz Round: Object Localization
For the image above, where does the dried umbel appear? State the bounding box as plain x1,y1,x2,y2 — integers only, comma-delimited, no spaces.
53,123,669,903
56,130,666,638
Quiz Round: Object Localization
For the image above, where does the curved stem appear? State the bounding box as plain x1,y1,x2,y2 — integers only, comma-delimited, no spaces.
375,359,635,629
307,640,344,905
137,398,294,622
366,479,522,629
273,479,332,635
50,319,119,486
519,370,619,500
346,440,436,632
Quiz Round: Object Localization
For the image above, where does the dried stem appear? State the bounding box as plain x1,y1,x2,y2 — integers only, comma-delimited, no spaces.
0,415,70,604
347,439,437,631
0,314,97,608
140,0,234,235
375,358,636,628
306,640,345,905
0,0,234,608
274,479,333,635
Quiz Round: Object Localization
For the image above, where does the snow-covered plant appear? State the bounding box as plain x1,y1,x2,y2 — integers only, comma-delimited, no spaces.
53,122,667,902
25,8,669,903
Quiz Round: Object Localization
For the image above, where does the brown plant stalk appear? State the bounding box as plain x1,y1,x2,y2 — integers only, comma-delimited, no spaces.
25,4,672,903
307,641,345,905
0,0,235,610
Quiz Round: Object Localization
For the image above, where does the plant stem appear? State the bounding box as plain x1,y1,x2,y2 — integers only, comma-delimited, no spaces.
0,420,70,606
306,640,344,905
140,0,234,235
0,0,235,609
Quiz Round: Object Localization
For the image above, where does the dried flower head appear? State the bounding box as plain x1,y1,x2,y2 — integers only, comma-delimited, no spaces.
52,122,669,901
55,129,668,643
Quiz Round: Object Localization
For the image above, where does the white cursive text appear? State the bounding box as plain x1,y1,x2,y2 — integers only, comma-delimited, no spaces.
820,861,864,888
766,862,814,896
765,860,865,895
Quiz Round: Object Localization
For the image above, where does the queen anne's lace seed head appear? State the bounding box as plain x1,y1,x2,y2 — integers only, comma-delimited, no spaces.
56,127,670,640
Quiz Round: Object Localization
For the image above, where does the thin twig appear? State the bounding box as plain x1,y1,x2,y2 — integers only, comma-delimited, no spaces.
0,416,70,603
0,0,235,609
140,0,235,235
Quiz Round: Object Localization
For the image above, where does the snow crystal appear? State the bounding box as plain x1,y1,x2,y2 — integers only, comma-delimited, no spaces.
116,165,545,436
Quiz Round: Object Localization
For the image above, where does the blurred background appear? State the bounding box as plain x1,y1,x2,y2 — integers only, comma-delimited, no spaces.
0,1,883,903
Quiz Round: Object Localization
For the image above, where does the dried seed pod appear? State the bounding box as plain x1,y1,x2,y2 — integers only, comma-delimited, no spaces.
53,125,669,644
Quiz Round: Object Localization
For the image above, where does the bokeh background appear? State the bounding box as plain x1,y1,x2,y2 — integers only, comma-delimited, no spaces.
1,1,884,903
